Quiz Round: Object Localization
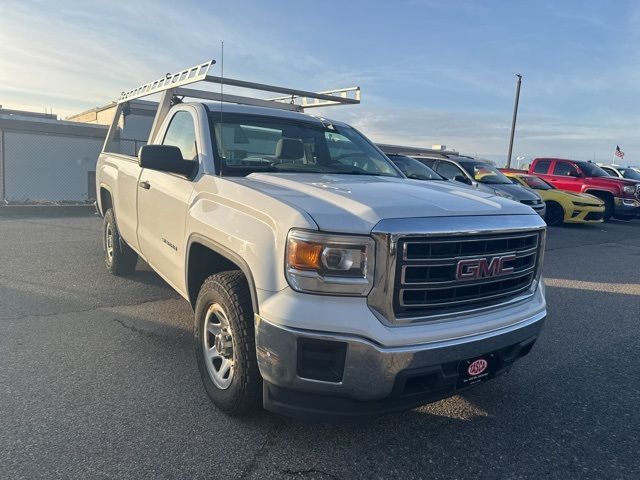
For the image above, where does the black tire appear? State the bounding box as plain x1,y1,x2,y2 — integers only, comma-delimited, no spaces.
544,201,564,226
103,208,137,276
194,271,261,416
593,194,614,221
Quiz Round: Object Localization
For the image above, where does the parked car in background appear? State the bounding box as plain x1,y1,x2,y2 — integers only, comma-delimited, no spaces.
529,158,640,220
502,171,604,225
385,153,447,181
598,164,640,182
411,155,547,217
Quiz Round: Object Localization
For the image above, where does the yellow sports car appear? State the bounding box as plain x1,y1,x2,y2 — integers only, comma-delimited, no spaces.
503,172,605,225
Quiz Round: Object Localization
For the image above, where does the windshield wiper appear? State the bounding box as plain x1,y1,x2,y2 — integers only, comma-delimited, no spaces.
327,170,392,177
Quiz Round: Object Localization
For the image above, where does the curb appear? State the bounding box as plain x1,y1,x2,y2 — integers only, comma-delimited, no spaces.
0,205,97,218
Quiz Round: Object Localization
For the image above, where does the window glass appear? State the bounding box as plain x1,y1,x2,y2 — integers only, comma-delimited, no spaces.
163,111,198,162
575,162,610,177
520,175,553,190
208,112,400,177
553,162,578,176
388,155,444,180
619,168,640,180
436,161,465,180
533,160,551,174
460,162,512,184
416,158,436,168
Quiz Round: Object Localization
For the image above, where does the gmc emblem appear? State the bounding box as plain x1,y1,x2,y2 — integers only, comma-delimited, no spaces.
456,254,516,281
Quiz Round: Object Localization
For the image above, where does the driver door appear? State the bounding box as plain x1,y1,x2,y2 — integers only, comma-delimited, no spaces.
548,160,582,193
136,109,198,293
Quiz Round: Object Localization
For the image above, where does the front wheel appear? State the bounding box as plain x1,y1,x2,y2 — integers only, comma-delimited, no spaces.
544,202,564,226
194,271,262,416
600,196,614,221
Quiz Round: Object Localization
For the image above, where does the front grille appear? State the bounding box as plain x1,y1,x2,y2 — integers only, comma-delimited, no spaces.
394,232,541,318
521,199,540,206
584,211,603,221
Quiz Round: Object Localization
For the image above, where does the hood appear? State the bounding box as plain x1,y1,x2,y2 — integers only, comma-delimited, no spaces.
231,173,537,234
491,183,542,202
591,176,640,186
561,191,603,204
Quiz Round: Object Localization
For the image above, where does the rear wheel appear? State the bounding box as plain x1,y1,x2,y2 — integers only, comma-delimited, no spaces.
194,271,262,416
103,208,137,275
544,201,564,226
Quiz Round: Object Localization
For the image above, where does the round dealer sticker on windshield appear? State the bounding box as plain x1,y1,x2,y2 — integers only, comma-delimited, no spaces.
468,359,488,376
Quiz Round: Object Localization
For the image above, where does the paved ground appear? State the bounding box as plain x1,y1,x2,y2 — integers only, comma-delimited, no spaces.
1,215,639,479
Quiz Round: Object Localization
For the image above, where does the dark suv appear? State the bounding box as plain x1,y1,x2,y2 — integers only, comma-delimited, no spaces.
415,155,546,217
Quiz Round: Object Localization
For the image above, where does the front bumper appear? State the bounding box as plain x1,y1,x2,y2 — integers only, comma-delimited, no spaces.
614,197,640,218
565,204,605,223
256,308,546,420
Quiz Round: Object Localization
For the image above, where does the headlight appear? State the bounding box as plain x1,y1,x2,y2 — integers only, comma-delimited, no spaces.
623,185,636,194
494,189,517,201
285,229,375,295
572,201,595,207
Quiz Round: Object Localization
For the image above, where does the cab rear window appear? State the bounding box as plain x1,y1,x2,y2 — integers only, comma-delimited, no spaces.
533,160,551,174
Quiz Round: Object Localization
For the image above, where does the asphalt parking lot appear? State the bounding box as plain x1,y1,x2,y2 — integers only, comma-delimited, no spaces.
1,214,639,479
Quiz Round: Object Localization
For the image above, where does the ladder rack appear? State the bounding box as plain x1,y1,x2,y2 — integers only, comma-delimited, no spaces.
118,60,215,104
268,87,360,108
116,60,361,111
105,59,362,154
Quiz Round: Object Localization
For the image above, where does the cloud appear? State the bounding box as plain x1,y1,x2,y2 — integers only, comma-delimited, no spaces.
1,0,638,165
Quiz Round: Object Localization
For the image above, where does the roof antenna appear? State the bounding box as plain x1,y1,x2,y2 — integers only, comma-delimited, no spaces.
219,40,224,176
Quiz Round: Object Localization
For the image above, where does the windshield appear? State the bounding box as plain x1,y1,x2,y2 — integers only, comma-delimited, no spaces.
519,175,554,190
577,162,610,177
461,162,512,184
388,155,445,180
619,168,640,180
208,112,400,177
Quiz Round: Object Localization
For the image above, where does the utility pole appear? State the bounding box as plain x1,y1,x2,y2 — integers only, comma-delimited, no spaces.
506,73,522,168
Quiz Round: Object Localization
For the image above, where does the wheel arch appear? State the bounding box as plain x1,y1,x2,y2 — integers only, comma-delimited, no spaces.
99,185,113,217
584,188,615,200
186,234,259,314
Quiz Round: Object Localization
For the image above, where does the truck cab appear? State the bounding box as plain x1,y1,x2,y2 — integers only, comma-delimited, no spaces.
530,158,640,220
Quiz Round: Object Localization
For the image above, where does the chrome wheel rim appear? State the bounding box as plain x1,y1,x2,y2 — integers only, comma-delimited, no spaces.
106,224,114,261
203,303,234,389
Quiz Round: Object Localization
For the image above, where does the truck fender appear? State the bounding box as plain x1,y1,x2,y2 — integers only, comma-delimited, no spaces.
185,233,259,314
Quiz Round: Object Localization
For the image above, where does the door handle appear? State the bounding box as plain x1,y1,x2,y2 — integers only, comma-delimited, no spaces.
139,181,151,190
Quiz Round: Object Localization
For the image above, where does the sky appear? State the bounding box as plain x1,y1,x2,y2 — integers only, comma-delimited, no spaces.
1,0,639,166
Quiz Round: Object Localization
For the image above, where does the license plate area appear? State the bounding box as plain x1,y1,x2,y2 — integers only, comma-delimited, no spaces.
456,353,497,389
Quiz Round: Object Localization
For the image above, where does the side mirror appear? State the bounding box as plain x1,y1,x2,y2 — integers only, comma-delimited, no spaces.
139,145,195,176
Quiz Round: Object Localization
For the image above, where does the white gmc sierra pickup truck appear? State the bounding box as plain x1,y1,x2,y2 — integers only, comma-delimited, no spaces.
96,62,547,420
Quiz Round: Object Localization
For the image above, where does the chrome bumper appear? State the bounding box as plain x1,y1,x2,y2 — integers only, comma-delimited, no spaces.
255,309,546,403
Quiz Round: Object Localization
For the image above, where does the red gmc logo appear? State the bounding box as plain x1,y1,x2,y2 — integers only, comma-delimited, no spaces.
455,254,516,281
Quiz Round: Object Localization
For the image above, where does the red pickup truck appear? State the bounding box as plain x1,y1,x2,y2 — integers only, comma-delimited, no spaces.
529,158,640,220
